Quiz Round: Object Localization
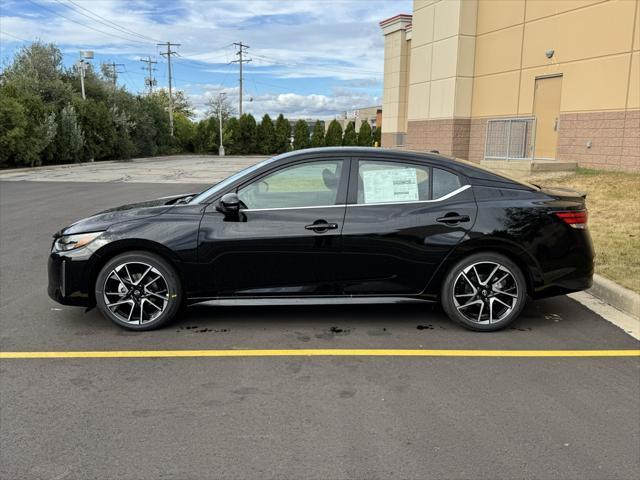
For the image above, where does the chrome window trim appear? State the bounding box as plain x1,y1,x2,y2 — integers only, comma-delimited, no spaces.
242,204,346,213
349,184,470,207
239,185,470,212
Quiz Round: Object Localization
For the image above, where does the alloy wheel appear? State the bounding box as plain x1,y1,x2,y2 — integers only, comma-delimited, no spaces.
452,261,519,325
102,261,169,326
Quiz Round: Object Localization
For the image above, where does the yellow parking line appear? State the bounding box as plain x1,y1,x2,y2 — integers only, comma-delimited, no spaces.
0,349,639,359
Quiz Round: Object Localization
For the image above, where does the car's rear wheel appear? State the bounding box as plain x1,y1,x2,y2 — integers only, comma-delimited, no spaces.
441,252,526,331
95,251,182,331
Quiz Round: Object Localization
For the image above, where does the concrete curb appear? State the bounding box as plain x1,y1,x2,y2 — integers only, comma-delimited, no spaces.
588,274,639,319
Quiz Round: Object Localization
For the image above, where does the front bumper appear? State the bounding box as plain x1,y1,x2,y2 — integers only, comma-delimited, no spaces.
48,252,92,306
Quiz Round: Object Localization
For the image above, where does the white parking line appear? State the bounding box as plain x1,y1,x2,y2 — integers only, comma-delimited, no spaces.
569,292,640,340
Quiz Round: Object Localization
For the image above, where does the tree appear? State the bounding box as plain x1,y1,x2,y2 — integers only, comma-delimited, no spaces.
193,118,218,154
223,117,240,154
0,40,195,167
342,121,358,146
325,119,343,146
372,127,381,147
54,103,85,164
310,120,325,148
75,98,116,160
237,114,257,154
293,120,310,150
256,114,276,154
274,114,291,153
2,41,72,108
174,113,196,152
0,96,28,167
357,121,373,147
205,94,235,123
151,89,194,118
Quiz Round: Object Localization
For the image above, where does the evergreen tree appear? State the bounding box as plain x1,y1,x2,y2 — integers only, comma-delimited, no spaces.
310,120,325,148
193,118,218,154
293,120,310,150
372,126,381,147
223,117,240,154
256,114,276,154
274,114,291,153
325,119,343,146
238,113,257,154
357,121,373,147
55,103,85,163
342,121,358,146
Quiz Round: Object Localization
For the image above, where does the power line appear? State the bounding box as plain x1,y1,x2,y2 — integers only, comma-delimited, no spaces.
0,31,30,43
231,42,251,116
51,0,159,44
65,0,163,43
24,0,154,46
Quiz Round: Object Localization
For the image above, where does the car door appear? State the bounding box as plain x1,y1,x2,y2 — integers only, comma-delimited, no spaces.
197,157,349,297
340,157,477,295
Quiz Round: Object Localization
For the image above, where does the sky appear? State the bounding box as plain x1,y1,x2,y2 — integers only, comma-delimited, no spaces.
0,0,412,120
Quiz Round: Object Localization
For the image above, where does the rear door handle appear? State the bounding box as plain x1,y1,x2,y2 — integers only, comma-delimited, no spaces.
437,214,470,224
305,221,338,232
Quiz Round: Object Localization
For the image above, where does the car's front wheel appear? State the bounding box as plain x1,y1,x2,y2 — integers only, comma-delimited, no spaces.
95,251,182,330
441,252,527,331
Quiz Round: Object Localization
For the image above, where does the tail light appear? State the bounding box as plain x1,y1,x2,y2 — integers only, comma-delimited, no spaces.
554,210,588,229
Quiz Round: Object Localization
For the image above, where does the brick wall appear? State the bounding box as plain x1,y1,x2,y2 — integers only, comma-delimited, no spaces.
557,110,639,172
468,118,487,163
406,119,471,157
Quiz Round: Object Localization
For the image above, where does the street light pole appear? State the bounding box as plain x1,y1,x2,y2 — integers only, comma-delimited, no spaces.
79,60,86,100
78,51,94,100
218,92,226,157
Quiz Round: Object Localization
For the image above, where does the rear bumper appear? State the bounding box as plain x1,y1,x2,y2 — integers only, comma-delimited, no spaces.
48,252,91,307
533,229,595,299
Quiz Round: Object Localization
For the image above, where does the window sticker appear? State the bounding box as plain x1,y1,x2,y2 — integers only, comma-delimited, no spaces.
362,168,419,203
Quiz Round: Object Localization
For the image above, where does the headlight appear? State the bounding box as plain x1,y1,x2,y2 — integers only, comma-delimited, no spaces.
53,232,103,252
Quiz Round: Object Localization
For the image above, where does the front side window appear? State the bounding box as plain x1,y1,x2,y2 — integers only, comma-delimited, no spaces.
357,161,430,204
238,160,343,209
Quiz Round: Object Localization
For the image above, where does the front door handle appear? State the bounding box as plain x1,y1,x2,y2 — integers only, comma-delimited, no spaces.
437,213,470,224
305,221,338,232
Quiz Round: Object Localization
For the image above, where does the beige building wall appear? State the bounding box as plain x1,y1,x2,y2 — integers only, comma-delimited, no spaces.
380,14,412,147
381,0,640,171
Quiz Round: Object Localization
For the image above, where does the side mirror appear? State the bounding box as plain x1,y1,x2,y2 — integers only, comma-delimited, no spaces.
216,192,241,217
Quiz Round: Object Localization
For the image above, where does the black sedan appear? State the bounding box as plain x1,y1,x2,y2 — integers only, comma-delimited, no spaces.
48,147,594,331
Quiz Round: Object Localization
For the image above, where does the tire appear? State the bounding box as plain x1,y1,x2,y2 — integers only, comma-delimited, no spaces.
441,252,527,332
95,251,182,331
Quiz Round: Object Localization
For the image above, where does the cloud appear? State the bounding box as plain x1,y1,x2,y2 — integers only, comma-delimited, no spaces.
184,83,380,121
1,0,410,117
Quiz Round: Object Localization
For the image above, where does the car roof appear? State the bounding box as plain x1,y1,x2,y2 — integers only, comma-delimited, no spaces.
269,147,533,188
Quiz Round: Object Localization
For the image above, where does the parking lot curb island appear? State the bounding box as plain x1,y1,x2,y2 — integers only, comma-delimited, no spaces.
589,274,640,319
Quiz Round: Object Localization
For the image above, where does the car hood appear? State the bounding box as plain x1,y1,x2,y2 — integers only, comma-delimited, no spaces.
56,193,197,237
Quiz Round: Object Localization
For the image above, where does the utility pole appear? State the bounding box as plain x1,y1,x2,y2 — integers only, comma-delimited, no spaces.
107,61,125,89
140,56,157,95
158,42,180,136
218,92,226,157
77,51,94,100
231,42,251,116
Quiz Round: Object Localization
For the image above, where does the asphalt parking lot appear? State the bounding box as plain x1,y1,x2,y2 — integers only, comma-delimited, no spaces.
1,177,639,480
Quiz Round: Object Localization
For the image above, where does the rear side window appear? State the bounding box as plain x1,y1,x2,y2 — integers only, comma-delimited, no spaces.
357,161,430,204
432,168,461,199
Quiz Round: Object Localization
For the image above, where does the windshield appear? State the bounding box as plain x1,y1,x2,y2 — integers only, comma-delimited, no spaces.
189,157,275,204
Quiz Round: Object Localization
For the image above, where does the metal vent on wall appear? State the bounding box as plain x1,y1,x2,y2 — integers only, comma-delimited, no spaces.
484,118,536,160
